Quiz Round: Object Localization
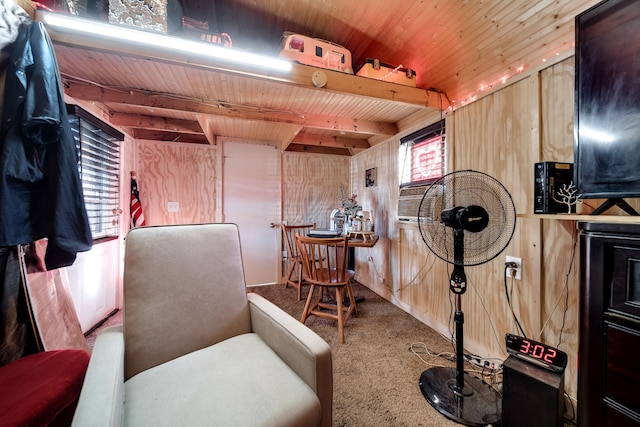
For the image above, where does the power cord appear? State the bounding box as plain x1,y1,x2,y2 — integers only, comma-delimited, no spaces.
503,263,527,338
468,278,508,355
409,342,455,368
409,342,503,394
533,226,578,347
563,392,578,425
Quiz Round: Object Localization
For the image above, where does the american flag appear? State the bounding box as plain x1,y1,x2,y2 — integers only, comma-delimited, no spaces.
130,171,146,228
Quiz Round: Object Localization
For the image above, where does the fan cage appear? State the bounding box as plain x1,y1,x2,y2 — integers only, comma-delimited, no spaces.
417,170,516,266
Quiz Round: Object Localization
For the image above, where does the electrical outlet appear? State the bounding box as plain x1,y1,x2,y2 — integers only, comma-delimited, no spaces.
505,256,522,280
368,256,374,262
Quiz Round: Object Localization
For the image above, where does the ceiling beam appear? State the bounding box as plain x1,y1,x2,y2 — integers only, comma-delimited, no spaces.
291,131,370,149
109,112,205,134
127,128,210,143
287,65,446,110
285,144,351,156
63,80,398,136
196,115,218,145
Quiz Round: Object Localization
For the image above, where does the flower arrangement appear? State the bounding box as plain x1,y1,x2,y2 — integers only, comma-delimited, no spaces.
338,185,362,218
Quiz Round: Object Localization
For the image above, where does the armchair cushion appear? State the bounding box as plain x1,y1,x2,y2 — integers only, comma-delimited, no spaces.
126,333,320,426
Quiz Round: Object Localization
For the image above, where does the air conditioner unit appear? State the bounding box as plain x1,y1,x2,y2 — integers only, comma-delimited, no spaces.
397,185,430,221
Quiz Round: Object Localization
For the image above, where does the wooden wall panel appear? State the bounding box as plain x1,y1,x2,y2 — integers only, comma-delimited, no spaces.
450,77,543,360
134,141,218,226
281,152,350,227
540,58,575,164
538,58,581,401
350,56,582,401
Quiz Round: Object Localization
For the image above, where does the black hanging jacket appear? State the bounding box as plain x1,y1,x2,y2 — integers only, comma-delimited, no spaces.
0,21,92,269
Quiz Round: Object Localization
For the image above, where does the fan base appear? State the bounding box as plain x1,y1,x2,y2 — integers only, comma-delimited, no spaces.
419,367,501,427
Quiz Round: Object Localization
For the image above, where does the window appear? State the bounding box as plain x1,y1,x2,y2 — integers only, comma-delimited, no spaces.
289,36,304,52
68,106,123,240
399,119,445,187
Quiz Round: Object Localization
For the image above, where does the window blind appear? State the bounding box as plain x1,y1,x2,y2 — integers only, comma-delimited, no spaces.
69,107,123,240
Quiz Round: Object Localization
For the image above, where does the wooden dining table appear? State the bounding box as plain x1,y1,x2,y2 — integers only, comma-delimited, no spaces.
346,232,379,248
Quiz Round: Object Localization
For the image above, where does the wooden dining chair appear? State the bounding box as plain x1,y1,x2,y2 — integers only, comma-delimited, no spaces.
282,223,316,300
295,233,357,344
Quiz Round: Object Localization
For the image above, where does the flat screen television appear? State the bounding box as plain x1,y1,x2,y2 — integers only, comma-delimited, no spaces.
574,0,640,215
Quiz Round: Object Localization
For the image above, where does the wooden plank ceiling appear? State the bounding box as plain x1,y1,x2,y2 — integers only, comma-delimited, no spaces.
40,0,601,155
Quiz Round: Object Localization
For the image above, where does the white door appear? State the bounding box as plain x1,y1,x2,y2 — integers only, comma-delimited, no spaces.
222,141,280,286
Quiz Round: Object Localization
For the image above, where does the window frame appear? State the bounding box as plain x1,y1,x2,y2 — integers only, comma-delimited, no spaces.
399,119,446,188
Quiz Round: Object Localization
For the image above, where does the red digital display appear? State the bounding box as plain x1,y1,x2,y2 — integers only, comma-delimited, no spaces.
505,334,567,372
518,339,557,364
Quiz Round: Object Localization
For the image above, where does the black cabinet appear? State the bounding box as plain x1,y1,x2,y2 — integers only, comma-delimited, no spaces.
578,222,640,426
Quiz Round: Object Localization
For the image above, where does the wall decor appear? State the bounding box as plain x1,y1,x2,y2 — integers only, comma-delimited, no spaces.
365,167,376,187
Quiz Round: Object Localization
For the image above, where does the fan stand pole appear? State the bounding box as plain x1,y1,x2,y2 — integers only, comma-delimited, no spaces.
454,295,467,394
419,267,501,426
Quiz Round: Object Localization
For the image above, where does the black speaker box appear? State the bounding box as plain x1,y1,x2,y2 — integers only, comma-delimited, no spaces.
534,162,575,214
501,355,564,427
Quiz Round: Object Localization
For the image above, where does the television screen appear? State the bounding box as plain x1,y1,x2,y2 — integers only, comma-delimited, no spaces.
574,0,640,210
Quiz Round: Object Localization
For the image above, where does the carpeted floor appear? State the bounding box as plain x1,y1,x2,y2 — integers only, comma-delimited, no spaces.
250,282,499,427
87,282,500,426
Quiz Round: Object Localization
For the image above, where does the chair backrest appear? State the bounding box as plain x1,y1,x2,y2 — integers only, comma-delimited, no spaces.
123,223,251,380
295,233,351,285
282,223,316,260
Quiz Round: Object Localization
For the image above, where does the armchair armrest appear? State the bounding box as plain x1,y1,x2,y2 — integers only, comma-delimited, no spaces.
72,326,125,427
248,292,332,427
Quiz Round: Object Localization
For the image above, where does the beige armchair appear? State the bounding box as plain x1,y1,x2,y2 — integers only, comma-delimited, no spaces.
72,223,332,427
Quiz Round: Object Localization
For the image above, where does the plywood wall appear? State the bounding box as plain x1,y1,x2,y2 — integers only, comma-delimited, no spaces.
282,152,350,227
133,140,219,225
349,55,583,401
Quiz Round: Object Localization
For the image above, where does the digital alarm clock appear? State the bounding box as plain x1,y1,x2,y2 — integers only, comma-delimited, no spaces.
505,334,567,373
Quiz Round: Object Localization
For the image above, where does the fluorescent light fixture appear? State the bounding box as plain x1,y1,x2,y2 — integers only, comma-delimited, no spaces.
41,13,292,73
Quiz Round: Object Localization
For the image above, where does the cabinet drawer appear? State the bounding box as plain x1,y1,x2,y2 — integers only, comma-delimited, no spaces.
610,245,640,319
606,323,640,416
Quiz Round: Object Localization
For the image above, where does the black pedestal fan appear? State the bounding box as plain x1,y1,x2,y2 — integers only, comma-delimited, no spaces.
417,170,516,427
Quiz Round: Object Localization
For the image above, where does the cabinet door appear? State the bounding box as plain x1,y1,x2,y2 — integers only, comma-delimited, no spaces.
611,245,640,318
579,224,640,427
605,323,640,420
